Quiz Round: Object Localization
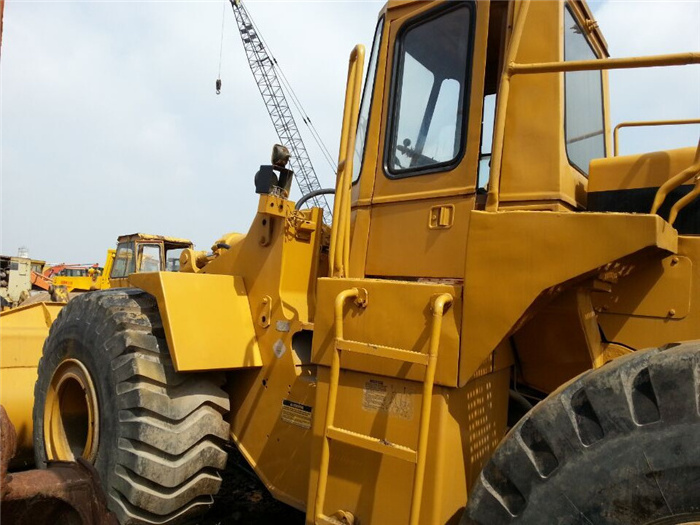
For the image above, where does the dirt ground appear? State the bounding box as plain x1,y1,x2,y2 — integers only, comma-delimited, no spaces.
189,445,305,525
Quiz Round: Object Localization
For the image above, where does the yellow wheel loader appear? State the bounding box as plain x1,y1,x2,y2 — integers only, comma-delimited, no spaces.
0,233,193,469
21,1,700,524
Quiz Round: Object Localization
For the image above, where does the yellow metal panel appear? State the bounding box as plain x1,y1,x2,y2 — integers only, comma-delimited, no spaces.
365,196,474,278
589,146,697,192
598,236,700,349
461,211,677,385
348,207,370,279
513,288,601,393
0,302,64,455
129,272,262,372
201,205,325,510
499,0,588,209
593,254,692,319
313,278,461,387
306,367,509,525
1,368,40,459
0,303,63,368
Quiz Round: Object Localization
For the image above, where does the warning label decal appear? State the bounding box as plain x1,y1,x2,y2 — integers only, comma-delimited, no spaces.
362,379,414,420
281,400,313,430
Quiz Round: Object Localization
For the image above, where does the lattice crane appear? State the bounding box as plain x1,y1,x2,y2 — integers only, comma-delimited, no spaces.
229,0,333,223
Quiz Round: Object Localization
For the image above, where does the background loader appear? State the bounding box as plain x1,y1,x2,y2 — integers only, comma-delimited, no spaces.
4,0,700,524
0,233,193,470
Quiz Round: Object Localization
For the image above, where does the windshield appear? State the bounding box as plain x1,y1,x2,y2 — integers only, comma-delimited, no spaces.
111,242,136,278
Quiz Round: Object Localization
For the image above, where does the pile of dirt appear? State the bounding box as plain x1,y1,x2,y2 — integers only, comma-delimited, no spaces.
192,445,305,525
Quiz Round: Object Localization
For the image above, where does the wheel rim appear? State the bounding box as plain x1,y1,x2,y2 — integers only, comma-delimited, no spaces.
44,358,99,462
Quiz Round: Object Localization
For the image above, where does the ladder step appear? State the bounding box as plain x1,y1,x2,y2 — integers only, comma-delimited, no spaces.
316,514,348,525
336,339,429,366
327,426,417,463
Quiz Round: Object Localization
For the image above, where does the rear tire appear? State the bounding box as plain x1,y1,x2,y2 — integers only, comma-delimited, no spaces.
33,289,230,525
463,341,700,525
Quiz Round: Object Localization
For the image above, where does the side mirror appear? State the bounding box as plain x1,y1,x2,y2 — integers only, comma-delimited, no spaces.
254,144,294,195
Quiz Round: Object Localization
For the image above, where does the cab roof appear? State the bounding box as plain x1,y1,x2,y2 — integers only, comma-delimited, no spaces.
117,233,193,248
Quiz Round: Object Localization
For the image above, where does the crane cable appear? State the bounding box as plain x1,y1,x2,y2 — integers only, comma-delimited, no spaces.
216,0,226,95
243,6,338,174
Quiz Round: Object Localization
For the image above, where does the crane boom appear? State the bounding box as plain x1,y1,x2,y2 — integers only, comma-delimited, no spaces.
229,0,332,223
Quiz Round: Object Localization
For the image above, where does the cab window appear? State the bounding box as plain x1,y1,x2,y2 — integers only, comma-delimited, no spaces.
138,244,162,273
165,248,185,272
352,17,384,182
564,7,605,175
385,3,474,177
111,242,136,278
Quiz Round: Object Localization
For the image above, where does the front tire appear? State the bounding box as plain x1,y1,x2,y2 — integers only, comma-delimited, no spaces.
463,341,700,525
33,289,231,525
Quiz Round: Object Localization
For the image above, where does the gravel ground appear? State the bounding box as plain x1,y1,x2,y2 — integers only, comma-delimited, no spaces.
188,445,306,525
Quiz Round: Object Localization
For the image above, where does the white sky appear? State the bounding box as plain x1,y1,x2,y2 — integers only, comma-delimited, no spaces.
1,0,699,264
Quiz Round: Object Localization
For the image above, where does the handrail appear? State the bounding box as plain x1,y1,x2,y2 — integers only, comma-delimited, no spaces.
485,0,700,212
315,287,362,522
614,119,700,156
486,0,531,212
509,52,700,75
329,45,365,278
669,172,700,226
408,292,453,525
651,139,700,225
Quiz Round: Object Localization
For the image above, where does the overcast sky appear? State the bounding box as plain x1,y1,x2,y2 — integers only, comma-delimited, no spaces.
1,0,699,265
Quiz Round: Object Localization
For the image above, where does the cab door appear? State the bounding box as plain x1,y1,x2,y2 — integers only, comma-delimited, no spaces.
361,0,489,279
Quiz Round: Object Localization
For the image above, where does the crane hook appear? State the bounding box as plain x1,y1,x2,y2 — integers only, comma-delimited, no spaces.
216,78,222,95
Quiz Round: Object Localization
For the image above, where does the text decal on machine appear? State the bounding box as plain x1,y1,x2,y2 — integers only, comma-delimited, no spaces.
362,379,415,420
281,400,313,429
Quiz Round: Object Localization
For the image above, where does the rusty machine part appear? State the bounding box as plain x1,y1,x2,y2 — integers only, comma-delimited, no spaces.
1,406,118,525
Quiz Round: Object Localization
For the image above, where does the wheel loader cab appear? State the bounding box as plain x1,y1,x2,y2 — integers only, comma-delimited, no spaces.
348,0,610,280
108,233,193,288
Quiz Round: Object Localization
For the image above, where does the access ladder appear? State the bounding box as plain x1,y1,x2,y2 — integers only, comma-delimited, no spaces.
314,288,453,525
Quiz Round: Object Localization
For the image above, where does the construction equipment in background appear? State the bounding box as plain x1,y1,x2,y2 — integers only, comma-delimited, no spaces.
229,0,334,223
7,1,700,525
27,260,104,299
108,233,193,287
0,255,45,308
49,263,103,291
29,268,53,292
43,262,99,281
24,233,192,303
50,250,116,293
0,232,193,469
